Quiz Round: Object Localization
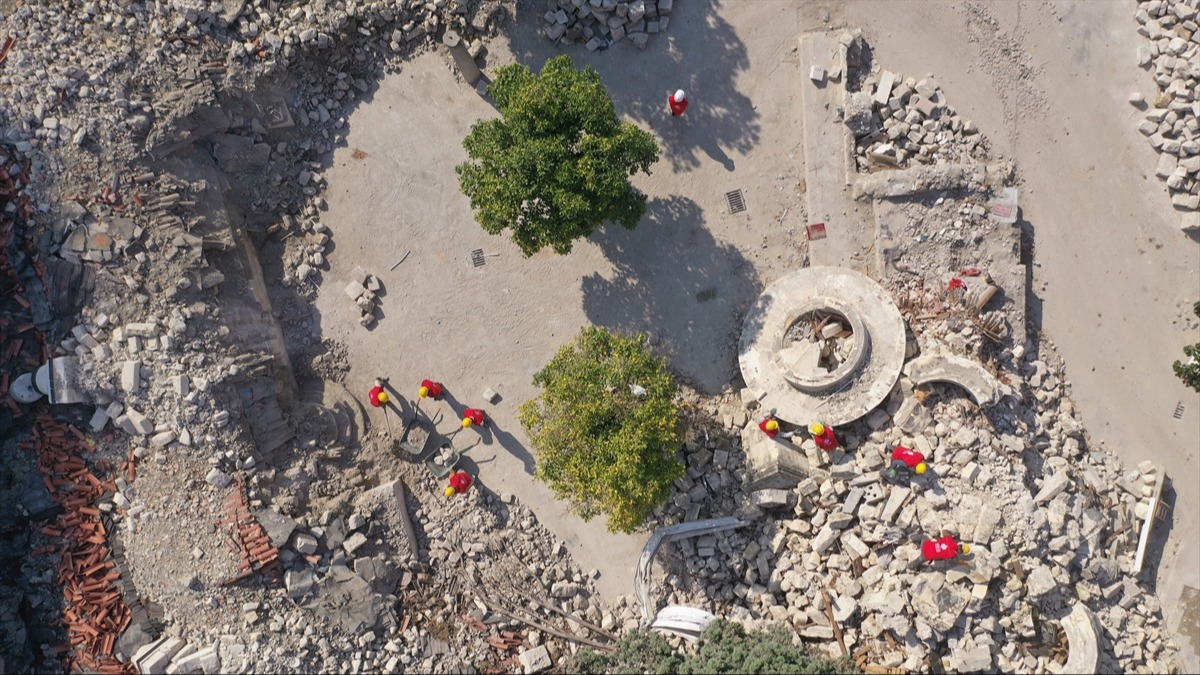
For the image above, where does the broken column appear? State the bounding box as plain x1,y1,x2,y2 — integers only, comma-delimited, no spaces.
442,30,483,87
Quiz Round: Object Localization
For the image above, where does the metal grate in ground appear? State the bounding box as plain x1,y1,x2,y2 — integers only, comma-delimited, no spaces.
1174,401,1186,420
725,189,746,214
471,248,485,268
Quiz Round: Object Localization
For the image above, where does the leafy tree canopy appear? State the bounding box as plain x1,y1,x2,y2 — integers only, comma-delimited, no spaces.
519,327,684,533
1173,301,1200,392
456,55,660,256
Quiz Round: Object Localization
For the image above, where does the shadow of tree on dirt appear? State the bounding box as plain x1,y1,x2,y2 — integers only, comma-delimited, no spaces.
580,195,762,394
499,0,761,173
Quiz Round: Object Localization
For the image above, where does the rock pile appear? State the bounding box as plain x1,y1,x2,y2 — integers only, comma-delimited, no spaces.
541,0,675,51
645,339,1179,672
851,72,993,172
1133,0,1200,232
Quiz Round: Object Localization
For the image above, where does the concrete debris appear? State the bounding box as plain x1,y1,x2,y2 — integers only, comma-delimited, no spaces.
1133,0,1200,226
542,0,674,50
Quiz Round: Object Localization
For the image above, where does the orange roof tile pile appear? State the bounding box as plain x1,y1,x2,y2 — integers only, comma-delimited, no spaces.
217,476,282,587
25,417,136,674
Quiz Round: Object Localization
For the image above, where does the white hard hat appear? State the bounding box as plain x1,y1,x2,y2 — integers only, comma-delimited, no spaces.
674,90,686,101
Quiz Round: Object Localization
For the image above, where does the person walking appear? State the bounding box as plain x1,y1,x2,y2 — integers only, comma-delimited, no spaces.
461,408,487,429
809,422,839,451
668,89,689,117
883,445,928,485
921,535,969,562
444,469,474,498
368,378,389,408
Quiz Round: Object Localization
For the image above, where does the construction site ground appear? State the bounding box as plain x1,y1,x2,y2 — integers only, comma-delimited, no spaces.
317,0,1200,665
1,0,1198,673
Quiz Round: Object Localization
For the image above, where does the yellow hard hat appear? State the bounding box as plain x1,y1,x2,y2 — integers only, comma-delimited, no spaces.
377,391,389,404
765,420,779,431
462,417,473,428
810,423,824,436
915,462,928,475
419,386,430,398
444,486,456,498
961,544,971,554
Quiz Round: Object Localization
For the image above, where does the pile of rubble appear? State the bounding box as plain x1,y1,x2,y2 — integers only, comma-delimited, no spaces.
39,400,620,675
847,71,993,172
643,339,1179,673
540,0,675,51
1133,0,1200,232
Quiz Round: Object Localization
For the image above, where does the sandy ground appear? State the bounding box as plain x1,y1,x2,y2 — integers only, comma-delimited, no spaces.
314,0,1199,661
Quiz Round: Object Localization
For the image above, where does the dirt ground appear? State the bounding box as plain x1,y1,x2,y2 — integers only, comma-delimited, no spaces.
314,0,1199,663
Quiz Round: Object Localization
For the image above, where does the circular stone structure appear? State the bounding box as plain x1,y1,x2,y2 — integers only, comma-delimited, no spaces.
738,267,906,426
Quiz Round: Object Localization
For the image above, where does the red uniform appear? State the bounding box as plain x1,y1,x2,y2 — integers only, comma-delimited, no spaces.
449,470,473,494
891,446,925,469
368,386,387,408
922,536,960,561
758,416,780,439
420,379,444,398
813,426,839,451
463,408,486,427
668,93,688,116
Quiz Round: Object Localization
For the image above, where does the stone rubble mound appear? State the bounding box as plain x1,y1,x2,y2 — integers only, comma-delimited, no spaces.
541,0,675,51
851,71,993,172
1133,0,1200,231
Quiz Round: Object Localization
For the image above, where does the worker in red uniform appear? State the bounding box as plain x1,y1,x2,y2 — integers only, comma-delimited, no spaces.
444,470,473,498
418,379,444,400
758,413,780,439
668,89,688,116
921,536,969,562
461,408,487,429
883,445,928,485
368,378,389,408
809,423,839,451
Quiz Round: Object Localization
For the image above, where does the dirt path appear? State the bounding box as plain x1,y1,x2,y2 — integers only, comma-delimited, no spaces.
839,0,1200,666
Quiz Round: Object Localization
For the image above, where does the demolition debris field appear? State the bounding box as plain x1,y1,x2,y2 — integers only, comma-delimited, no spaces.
1,1,1198,674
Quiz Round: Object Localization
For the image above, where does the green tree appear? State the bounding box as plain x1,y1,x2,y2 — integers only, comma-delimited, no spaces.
683,620,861,675
1173,301,1200,392
519,327,684,533
456,55,660,256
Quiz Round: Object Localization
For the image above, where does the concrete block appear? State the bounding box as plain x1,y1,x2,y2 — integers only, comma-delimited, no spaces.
874,70,897,106
751,489,791,509
809,65,826,83
121,360,141,394
172,374,190,397
813,524,839,553
89,406,110,432
124,408,154,435
343,532,368,555
124,322,158,337
519,645,553,673
1034,472,1071,505
344,281,366,301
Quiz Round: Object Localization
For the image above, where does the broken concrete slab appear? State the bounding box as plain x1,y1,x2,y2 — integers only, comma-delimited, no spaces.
903,353,999,406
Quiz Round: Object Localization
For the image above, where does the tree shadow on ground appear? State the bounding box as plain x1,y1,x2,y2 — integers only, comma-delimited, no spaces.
499,0,761,173
581,195,761,394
